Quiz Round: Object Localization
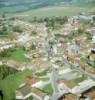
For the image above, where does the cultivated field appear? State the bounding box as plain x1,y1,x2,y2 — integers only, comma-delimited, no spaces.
1,6,95,18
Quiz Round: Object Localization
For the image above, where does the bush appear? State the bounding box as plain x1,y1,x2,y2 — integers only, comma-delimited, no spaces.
31,31,37,35
30,44,36,50
0,26,9,35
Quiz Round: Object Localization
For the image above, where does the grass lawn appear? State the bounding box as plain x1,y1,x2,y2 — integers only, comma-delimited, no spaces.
42,84,53,95
0,48,28,62
8,48,28,62
0,70,32,100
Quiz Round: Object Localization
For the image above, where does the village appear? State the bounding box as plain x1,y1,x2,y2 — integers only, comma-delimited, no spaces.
0,12,95,100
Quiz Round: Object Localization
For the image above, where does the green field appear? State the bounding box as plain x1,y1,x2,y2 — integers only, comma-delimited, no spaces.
7,48,28,62
0,70,32,100
0,48,28,62
3,6,95,19
42,84,53,95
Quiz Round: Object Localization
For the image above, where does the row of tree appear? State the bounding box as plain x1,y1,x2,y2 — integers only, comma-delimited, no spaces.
0,26,9,35
0,48,16,57
32,16,68,28
0,65,18,80
0,25,23,38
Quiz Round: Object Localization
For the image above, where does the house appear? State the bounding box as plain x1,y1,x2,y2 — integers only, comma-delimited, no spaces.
16,84,32,100
58,80,79,94
58,78,95,98
79,61,95,74
13,20,33,31
67,55,80,64
0,17,5,21
26,76,40,86
77,79,95,95
16,83,49,100
92,35,95,43
67,41,80,56
31,57,49,72
3,60,26,71
34,24,47,35
84,90,95,100
16,34,33,46
0,44,15,53
79,86,95,100
59,68,72,75
64,93,78,100
79,13,94,21
26,76,50,90
88,48,95,62
73,23,81,31
85,66,95,74
79,15,92,20
0,61,3,66
59,21,74,35
80,47,89,56
31,87,49,100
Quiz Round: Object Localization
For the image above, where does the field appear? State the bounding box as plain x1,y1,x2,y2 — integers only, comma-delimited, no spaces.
1,6,95,19
0,48,28,62
0,70,32,100
21,6,95,17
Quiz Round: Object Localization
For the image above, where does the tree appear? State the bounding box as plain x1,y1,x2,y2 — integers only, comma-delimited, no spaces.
32,16,37,22
0,26,9,35
0,65,17,79
31,31,37,36
13,26,23,33
64,16,68,22
93,16,95,22
31,44,36,50
85,32,92,40
44,17,49,23
77,28,84,34
2,26,7,32
0,90,3,100
37,18,44,23
51,19,55,29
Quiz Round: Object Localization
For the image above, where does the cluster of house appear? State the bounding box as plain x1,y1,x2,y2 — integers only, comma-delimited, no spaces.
0,38,15,52
15,63,95,100
0,13,95,100
16,76,50,100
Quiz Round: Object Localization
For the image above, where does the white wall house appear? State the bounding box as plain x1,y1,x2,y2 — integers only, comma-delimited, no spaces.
58,79,95,97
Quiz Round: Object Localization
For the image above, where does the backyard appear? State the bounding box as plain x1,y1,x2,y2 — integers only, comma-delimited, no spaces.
42,84,53,95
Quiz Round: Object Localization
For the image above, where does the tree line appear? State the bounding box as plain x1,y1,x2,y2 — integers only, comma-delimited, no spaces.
32,16,68,28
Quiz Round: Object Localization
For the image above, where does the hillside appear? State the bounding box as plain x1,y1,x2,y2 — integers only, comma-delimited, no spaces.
0,0,95,14
0,0,71,8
